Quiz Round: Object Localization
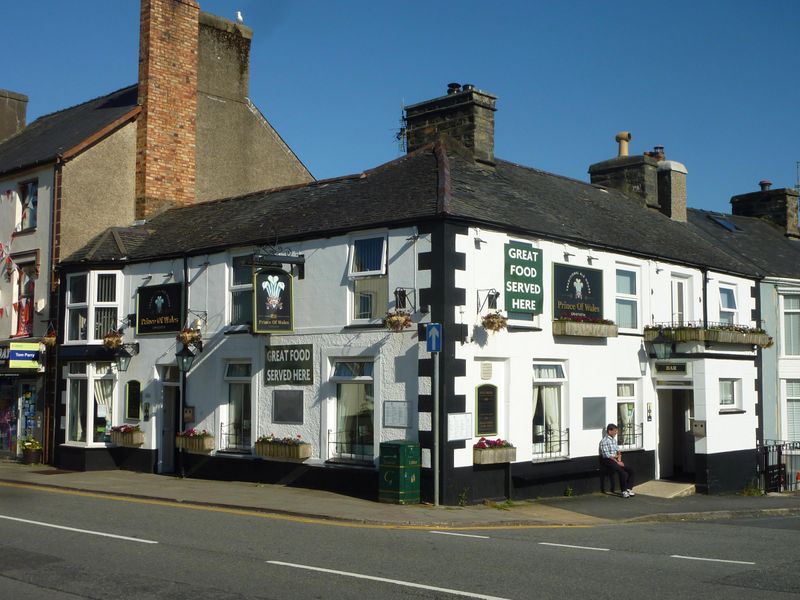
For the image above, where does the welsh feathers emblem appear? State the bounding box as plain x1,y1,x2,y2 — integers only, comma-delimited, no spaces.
262,274,285,312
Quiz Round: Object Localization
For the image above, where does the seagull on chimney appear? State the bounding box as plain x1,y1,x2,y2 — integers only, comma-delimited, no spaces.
236,11,244,23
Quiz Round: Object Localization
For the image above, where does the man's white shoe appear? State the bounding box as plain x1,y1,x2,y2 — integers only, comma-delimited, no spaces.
622,490,630,498
627,489,635,496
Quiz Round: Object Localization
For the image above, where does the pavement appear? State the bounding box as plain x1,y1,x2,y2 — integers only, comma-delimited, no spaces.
1,458,799,528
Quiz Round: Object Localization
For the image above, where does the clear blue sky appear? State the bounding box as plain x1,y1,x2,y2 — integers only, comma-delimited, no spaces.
3,1,798,214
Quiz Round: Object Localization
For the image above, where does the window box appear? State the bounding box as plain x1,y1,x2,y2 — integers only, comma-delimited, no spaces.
176,435,214,454
254,440,311,461
552,320,618,338
473,446,517,465
111,430,144,447
644,326,772,347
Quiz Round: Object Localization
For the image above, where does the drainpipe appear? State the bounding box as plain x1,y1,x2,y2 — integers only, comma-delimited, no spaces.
179,255,189,476
702,268,709,328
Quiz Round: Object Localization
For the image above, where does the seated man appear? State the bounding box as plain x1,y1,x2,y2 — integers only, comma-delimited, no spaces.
599,423,635,498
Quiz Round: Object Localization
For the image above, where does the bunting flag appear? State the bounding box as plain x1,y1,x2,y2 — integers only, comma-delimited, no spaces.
0,308,4,318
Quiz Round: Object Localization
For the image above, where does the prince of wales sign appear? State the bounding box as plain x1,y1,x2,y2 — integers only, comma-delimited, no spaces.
254,268,293,333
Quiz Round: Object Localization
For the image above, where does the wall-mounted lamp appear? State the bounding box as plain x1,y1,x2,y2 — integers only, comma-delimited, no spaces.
563,251,574,261
394,287,417,311
116,342,140,372
637,342,648,376
176,344,198,373
474,236,487,249
477,288,500,313
650,330,674,360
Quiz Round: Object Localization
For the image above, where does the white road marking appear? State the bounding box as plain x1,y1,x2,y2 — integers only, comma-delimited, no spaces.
670,554,755,565
267,560,512,600
430,530,491,539
0,514,158,544
539,542,610,552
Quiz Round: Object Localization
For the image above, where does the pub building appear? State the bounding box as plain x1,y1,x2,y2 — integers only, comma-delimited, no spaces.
51,85,768,503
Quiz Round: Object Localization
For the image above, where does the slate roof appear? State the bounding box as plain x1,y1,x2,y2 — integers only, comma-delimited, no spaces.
62,140,772,278
687,209,800,279
0,85,138,177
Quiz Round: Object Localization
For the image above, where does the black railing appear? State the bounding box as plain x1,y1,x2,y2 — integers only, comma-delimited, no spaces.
327,430,374,464
619,423,644,450
757,441,800,492
532,427,569,462
220,422,251,453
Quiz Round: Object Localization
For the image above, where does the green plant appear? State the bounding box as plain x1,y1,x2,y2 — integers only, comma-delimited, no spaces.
257,433,309,446
481,311,508,332
564,484,574,497
383,310,413,332
554,316,615,325
176,428,212,438
740,479,763,496
110,424,142,433
473,437,514,449
457,487,470,507
20,436,42,451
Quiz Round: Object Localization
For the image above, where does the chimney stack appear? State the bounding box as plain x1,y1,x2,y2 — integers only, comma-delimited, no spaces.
0,89,28,143
588,132,660,208
657,157,688,222
731,182,800,238
197,12,253,101
135,0,199,220
404,83,497,164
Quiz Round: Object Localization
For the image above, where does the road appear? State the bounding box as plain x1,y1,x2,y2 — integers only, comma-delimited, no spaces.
1,484,799,599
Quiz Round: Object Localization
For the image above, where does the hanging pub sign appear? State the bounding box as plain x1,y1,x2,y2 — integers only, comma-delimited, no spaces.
254,268,293,333
553,264,604,320
136,283,184,335
505,241,543,315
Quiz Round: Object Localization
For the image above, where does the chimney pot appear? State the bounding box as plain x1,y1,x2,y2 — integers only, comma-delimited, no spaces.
759,179,772,191
462,83,475,92
615,131,632,157
447,82,461,95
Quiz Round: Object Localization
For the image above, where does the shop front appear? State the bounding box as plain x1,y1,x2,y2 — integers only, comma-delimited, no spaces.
0,341,45,458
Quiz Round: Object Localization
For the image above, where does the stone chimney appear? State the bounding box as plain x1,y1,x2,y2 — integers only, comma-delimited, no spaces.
588,132,659,208
404,83,497,164
197,12,253,101
0,89,28,143
657,158,688,222
135,0,199,220
730,181,800,238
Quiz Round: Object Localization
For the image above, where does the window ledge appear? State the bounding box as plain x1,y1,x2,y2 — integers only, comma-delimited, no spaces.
719,409,746,415
224,325,251,335
343,323,383,330
507,323,542,332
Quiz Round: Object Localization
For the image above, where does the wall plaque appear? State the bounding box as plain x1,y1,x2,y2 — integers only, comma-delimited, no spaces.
476,384,498,436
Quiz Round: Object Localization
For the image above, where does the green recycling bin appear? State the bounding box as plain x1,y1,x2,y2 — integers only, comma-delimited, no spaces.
379,440,420,504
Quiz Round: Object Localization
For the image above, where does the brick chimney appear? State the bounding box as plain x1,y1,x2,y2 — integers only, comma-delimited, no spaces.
657,158,688,222
404,83,497,164
0,89,28,143
588,133,660,209
135,0,199,220
730,181,800,238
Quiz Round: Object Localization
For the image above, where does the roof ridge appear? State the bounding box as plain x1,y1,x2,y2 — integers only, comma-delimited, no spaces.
27,83,137,125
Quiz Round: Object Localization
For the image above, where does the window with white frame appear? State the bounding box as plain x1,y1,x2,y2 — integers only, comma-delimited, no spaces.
616,381,638,447
783,295,800,356
719,378,740,410
65,272,121,343
331,360,374,461
223,362,251,451
786,380,800,442
18,180,38,231
13,261,36,337
671,276,690,326
719,286,738,325
230,254,253,327
66,362,116,444
348,236,387,321
532,363,566,457
615,268,638,329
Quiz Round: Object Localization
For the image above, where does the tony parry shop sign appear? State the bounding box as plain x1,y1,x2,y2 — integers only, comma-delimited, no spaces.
505,241,542,315
254,268,293,333
264,344,313,385
553,264,603,320
136,283,183,335
9,342,40,369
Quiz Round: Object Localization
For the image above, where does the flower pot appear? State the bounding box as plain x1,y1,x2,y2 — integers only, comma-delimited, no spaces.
255,441,311,461
176,435,215,454
111,430,144,447
704,329,772,347
21,449,42,464
552,320,618,338
473,447,517,465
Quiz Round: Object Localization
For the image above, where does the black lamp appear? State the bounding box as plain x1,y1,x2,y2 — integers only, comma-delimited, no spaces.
176,344,197,373
651,330,673,360
116,343,139,372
